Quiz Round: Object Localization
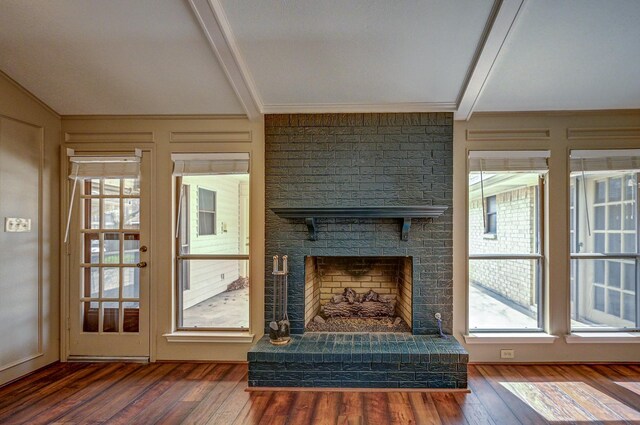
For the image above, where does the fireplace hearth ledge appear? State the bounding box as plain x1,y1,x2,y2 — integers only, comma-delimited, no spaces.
248,333,468,389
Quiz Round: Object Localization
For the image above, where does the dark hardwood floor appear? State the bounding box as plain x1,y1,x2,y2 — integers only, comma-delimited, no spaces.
0,362,639,424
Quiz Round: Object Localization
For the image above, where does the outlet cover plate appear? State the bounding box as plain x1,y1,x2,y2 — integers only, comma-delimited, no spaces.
500,349,515,359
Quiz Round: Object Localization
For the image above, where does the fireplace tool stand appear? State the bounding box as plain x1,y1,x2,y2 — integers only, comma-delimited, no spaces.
269,255,291,345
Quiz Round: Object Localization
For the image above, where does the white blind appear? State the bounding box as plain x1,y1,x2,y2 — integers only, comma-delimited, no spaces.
172,153,250,176
69,156,141,179
570,149,640,172
468,151,550,172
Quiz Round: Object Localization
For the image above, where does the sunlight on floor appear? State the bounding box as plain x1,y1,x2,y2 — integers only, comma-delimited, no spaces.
500,381,640,422
615,381,640,396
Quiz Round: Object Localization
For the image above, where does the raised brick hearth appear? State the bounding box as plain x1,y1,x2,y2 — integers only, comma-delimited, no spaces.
251,113,466,389
249,334,468,389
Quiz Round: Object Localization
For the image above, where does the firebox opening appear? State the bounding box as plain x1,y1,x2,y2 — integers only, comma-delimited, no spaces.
304,256,413,333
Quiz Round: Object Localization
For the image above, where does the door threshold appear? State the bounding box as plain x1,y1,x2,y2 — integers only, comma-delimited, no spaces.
67,356,149,363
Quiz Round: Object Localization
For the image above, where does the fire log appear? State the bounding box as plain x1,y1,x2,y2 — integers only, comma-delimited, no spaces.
323,300,396,318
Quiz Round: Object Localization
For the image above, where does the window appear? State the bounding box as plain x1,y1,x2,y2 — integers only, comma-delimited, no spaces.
172,153,250,330
485,195,497,234
197,188,216,236
570,150,639,330
468,151,549,331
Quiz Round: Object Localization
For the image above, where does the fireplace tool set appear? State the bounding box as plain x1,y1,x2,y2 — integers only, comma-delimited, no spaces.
269,255,291,345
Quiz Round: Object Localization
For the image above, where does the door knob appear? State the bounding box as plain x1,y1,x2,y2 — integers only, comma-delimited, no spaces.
136,261,147,268
139,246,148,252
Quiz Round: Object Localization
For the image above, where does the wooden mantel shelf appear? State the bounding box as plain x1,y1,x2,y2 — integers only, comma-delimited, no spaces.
271,206,448,241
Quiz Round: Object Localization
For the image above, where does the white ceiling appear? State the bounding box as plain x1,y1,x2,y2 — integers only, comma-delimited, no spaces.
475,0,640,112
219,0,493,107
0,0,243,115
0,0,638,117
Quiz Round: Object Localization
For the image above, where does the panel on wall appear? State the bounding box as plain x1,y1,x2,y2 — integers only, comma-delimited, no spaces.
0,117,42,370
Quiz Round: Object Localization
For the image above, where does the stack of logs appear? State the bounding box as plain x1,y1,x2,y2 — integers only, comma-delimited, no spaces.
322,288,396,318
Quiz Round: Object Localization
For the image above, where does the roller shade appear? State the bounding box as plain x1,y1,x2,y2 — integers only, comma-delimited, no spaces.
171,153,250,176
64,149,141,243
68,156,141,179
570,149,640,172
468,151,550,173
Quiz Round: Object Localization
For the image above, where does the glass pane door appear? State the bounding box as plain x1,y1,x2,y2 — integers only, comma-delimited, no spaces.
68,154,150,358
81,178,141,334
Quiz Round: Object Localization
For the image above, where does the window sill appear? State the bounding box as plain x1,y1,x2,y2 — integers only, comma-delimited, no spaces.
464,332,558,344
163,331,255,343
565,332,640,344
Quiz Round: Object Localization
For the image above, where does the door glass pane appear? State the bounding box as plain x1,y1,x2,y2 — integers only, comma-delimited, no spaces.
623,294,636,322
123,199,140,229
608,205,621,230
608,233,621,253
104,233,120,264
84,233,100,263
179,259,249,329
608,178,622,202
123,179,140,196
82,301,99,332
123,234,140,264
87,199,100,230
103,179,121,195
102,199,120,229
122,268,139,298
102,268,119,299
594,181,606,203
624,204,635,230
102,302,119,332
571,258,636,328
123,302,139,333
83,267,99,298
88,179,100,196
624,263,635,291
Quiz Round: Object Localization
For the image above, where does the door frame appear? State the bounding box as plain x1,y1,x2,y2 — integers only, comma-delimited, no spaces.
60,144,155,361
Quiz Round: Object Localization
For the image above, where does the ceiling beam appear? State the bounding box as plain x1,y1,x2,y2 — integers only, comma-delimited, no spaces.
188,0,262,120
455,0,526,121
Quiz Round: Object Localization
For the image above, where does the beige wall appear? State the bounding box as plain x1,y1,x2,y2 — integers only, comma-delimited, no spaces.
60,116,264,361
0,72,60,386
454,110,640,362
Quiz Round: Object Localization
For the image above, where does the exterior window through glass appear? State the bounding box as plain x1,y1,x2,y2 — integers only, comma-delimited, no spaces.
468,171,544,330
176,172,250,330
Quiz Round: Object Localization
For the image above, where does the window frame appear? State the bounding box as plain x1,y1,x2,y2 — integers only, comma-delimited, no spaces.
174,174,250,332
197,187,217,236
484,195,497,235
468,174,546,333
570,172,640,331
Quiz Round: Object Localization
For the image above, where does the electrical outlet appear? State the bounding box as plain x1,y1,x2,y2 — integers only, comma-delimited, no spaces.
500,349,515,359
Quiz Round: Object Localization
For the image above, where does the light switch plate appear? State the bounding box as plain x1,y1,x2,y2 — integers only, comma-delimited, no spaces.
4,217,32,232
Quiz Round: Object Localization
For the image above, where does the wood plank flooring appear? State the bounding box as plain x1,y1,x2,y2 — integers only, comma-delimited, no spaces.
0,362,639,424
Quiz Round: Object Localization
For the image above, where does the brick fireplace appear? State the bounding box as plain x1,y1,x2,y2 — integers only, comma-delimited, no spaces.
249,113,467,389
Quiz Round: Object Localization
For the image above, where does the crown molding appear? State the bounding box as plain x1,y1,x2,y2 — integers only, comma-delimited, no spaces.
188,0,262,121
0,69,61,119
455,0,526,121
262,102,457,114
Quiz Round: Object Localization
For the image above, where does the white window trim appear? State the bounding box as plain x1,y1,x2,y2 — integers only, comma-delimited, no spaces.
464,332,558,344
565,332,640,344
163,331,255,343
